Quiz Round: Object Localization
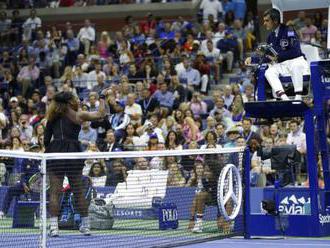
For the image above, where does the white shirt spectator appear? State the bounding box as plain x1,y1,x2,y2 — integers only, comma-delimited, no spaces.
287,131,306,154
125,103,143,126
202,47,222,62
77,25,95,42
22,16,42,40
214,30,226,44
137,128,165,146
87,70,106,90
175,62,185,75
90,176,107,187
200,0,223,23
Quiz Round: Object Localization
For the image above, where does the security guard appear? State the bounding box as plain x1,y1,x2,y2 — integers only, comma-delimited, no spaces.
245,8,310,100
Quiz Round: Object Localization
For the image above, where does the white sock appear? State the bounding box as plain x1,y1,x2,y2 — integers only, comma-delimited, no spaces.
81,217,90,227
50,217,58,230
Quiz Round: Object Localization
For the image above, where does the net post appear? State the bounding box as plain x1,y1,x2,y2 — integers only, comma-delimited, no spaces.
39,157,47,248
243,147,251,239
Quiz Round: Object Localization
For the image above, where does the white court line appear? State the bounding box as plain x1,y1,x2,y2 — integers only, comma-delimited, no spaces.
208,240,330,247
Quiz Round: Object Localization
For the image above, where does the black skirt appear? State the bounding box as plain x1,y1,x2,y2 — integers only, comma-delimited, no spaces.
45,139,85,176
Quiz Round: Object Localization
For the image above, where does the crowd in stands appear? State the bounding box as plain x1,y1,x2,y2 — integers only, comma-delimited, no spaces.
2,0,192,9
0,1,327,188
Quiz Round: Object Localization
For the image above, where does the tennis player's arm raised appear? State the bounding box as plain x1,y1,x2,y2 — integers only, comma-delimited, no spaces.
77,96,106,122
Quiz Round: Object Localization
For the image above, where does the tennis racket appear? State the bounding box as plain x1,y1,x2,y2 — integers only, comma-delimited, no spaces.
28,172,50,193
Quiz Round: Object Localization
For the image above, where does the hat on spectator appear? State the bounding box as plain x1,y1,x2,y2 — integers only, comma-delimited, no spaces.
29,144,40,151
193,40,200,46
149,133,158,140
32,89,41,95
116,100,126,109
10,97,18,103
226,126,240,135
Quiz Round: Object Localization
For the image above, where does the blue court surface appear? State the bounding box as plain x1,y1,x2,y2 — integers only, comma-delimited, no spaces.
2,234,330,248
180,238,330,248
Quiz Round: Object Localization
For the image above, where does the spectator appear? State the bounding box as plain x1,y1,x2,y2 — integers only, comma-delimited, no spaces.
153,81,175,113
138,87,159,117
122,123,140,150
22,9,42,41
200,131,222,149
77,19,96,56
87,63,106,90
286,119,306,155
92,74,109,95
165,130,182,150
18,114,33,141
229,94,245,124
109,100,130,141
178,57,201,92
136,114,165,145
124,93,142,126
199,0,224,23
79,121,97,151
169,74,186,109
183,116,202,145
189,92,207,118
202,116,216,137
64,30,80,66
30,123,45,145
293,11,306,30
214,22,226,45
232,0,246,21
215,122,226,145
127,64,142,84
99,129,122,152
88,161,107,187
72,66,88,93
9,10,23,46
167,161,185,187
223,85,234,108
216,31,236,72
134,157,150,170
0,11,11,46
106,159,127,186
224,126,240,148
97,31,113,59
232,19,246,60
249,138,266,187
300,17,318,43
242,118,261,145
17,57,40,98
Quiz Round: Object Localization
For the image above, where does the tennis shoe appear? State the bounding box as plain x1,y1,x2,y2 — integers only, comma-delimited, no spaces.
192,225,203,233
79,226,91,236
49,227,59,237
192,219,203,233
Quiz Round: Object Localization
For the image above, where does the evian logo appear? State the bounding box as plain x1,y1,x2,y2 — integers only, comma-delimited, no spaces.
278,195,310,215
319,214,330,226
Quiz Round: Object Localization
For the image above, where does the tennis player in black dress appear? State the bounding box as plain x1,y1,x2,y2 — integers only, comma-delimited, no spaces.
44,91,105,237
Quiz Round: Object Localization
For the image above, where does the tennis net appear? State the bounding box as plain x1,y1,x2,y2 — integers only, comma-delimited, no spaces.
0,147,248,248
